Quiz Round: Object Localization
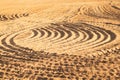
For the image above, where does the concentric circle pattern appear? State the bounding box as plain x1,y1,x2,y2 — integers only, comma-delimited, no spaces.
0,23,116,55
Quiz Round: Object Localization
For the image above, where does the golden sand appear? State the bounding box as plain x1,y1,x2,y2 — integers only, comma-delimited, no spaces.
0,0,120,80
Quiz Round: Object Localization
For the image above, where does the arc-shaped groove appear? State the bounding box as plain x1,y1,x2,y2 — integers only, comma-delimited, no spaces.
56,27,95,50
79,24,115,46
36,28,45,38
112,5,120,10
80,4,120,20
47,23,116,51
0,35,20,54
1,35,27,53
92,29,116,47
55,27,90,45
63,29,100,50
35,27,60,42
41,28,52,38
0,34,38,61
0,13,29,21
71,24,116,50
49,27,71,43
0,33,35,56
44,27,65,42
9,33,36,54
28,27,58,42
47,25,77,44
1,15,8,21
50,24,86,44
30,29,39,38
55,27,81,44
39,28,52,39
43,27,59,40
27,28,53,43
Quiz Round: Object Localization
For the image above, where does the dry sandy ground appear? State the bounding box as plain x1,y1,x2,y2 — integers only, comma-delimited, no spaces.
0,0,120,80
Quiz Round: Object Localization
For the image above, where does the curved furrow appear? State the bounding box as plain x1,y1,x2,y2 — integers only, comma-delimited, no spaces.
69,28,101,49
40,28,52,38
44,27,65,42
0,34,37,61
30,29,39,38
48,24,86,45
101,5,114,18
1,35,27,53
0,33,35,55
0,35,17,53
47,23,116,52
23,29,38,39
33,27,61,42
0,37,18,53
0,13,29,21
57,28,95,50
27,28,48,42
36,28,45,38
82,23,116,45
79,30,98,45
30,27,59,42
62,24,93,43
19,14,23,17
53,27,82,45
92,28,111,44
80,4,120,19
39,28,52,39
0,15,8,21
14,14,19,18
56,27,90,45
64,33,100,51
97,5,107,18
56,27,72,40
72,30,107,50
9,34,34,53
92,29,116,48
48,25,94,50
44,27,60,40
85,29,103,45
0,15,1,18
88,5,110,19
73,27,115,50
27,27,58,43
80,5,88,15
23,13,29,17
78,30,104,50
53,27,66,40
112,5,120,10
50,27,71,43
8,14,15,20
97,5,120,19
64,24,87,41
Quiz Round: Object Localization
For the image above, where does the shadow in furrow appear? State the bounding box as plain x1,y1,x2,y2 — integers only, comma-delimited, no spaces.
41,28,52,38
36,28,45,38
1,36,27,53
31,29,39,38
112,5,120,10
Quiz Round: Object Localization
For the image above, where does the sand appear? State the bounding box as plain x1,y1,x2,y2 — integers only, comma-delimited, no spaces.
0,0,120,80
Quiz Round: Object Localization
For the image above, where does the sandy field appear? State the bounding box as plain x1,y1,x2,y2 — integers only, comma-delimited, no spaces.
0,0,120,80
